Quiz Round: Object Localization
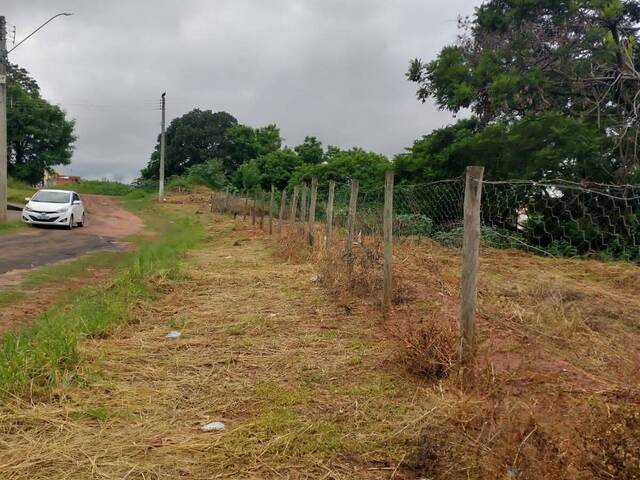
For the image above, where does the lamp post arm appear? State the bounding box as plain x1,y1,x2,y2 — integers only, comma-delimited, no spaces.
7,13,72,56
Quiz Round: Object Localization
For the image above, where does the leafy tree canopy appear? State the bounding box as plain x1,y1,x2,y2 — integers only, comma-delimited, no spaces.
7,64,76,185
291,147,390,191
224,124,282,174
395,113,611,183
238,148,303,191
140,109,238,180
294,136,324,165
182,159,227,190
407,0,640,181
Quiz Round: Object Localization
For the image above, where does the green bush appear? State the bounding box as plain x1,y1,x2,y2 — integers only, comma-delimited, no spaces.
185,159,226,190
51,180,132,196
0,214,205,396
431,227,463,248
430,226,524,249
394,214,434,236
166,176,193,191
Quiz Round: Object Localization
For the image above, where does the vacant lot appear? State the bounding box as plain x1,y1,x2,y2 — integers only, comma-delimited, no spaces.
0,196,638,479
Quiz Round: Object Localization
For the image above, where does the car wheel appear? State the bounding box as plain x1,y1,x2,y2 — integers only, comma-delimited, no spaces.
68,215,74,230
78,213,86,227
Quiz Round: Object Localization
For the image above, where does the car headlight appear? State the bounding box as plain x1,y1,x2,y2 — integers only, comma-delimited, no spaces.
24,206,32,212
56,206,69,213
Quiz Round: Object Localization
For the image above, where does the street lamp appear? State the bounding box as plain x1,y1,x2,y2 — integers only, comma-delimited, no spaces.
8,13,73,55
0,12,72,220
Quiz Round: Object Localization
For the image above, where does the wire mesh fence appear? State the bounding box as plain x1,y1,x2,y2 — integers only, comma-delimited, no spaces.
481,180,640,260
204,169,640,364
208,175,640,261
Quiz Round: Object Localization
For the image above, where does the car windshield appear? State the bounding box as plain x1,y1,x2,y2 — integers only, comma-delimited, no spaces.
31,191,71,204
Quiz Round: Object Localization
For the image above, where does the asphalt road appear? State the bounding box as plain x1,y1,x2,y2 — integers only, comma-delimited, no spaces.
0,195,143,276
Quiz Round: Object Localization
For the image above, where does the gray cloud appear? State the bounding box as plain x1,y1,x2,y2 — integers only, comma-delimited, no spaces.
5,0,481,182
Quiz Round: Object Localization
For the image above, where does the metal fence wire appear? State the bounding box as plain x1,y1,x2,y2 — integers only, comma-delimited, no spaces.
209,175,640,262
205,170,640,365
481,180,640,260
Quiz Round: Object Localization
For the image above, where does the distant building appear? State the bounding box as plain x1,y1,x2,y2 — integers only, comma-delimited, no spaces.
43,170,81,187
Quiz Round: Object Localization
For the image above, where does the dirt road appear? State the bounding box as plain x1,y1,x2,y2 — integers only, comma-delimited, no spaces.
0,195,143,276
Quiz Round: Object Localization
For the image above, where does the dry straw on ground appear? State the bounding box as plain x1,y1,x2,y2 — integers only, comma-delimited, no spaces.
275,203,640,479
1,192,639,479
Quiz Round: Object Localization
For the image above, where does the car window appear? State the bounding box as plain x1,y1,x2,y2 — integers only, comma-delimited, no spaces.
31,191,71,203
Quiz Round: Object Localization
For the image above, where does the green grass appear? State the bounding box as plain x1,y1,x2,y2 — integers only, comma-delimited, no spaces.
7,177,35,205
50,180,133,196
76,405,114,423
0,206,206,397
21,251,124,289
0,218,27,235
0,290,26,308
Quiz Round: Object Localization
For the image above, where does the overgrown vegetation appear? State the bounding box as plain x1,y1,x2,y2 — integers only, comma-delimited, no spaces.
406,0,640,183
0,202,205,396
7,177,35,204
7,64,76,185
54,180,133,196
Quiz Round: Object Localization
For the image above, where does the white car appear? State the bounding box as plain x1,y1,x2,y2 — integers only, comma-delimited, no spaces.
22,189,86,229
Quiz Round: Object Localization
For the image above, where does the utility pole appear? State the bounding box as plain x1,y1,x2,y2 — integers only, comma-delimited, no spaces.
158,92,166,201
0,16,7,221
0,13,71,221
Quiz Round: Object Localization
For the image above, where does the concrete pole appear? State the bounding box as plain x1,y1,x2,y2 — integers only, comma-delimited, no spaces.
158,92,166,202
0,17,7,221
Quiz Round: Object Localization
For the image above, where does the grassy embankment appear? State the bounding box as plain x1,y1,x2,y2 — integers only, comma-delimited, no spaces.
0,178,35,234
0,191,206,396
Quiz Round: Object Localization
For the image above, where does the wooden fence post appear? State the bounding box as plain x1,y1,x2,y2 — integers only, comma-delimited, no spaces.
300,183,308,237
325,181,335,250
224,187,230,213
243,190,248,221
278,189,287,234
269,185,275,234
307,177,318,246
252,188,257,225
383,170,394,319
459,166,484,365
260,189,265,230
346,179,359,288
209,194,214,213
290,186,300,229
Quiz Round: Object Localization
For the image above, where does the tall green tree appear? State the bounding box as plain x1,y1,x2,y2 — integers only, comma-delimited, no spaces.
140,109,237,180
291,147,390,190
238,148,302,190
7,64,76,185
224,123,282,175
183,159,227,190
396,114,610,183
294,136,324,165
407,0,640,181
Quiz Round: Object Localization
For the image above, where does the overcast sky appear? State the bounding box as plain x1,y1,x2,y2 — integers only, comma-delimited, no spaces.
5,1,480,182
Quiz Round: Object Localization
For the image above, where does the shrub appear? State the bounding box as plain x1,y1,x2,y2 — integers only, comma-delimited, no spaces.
185,159,226,190
394,214,434,236
388,315,457,380
56,180,132,196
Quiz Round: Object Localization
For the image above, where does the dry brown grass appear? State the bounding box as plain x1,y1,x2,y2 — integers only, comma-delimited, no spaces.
2,194,639,479
275,216,640,479
0,203,442,479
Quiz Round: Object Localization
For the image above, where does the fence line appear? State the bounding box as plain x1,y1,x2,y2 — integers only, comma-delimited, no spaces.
206,170,640,365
